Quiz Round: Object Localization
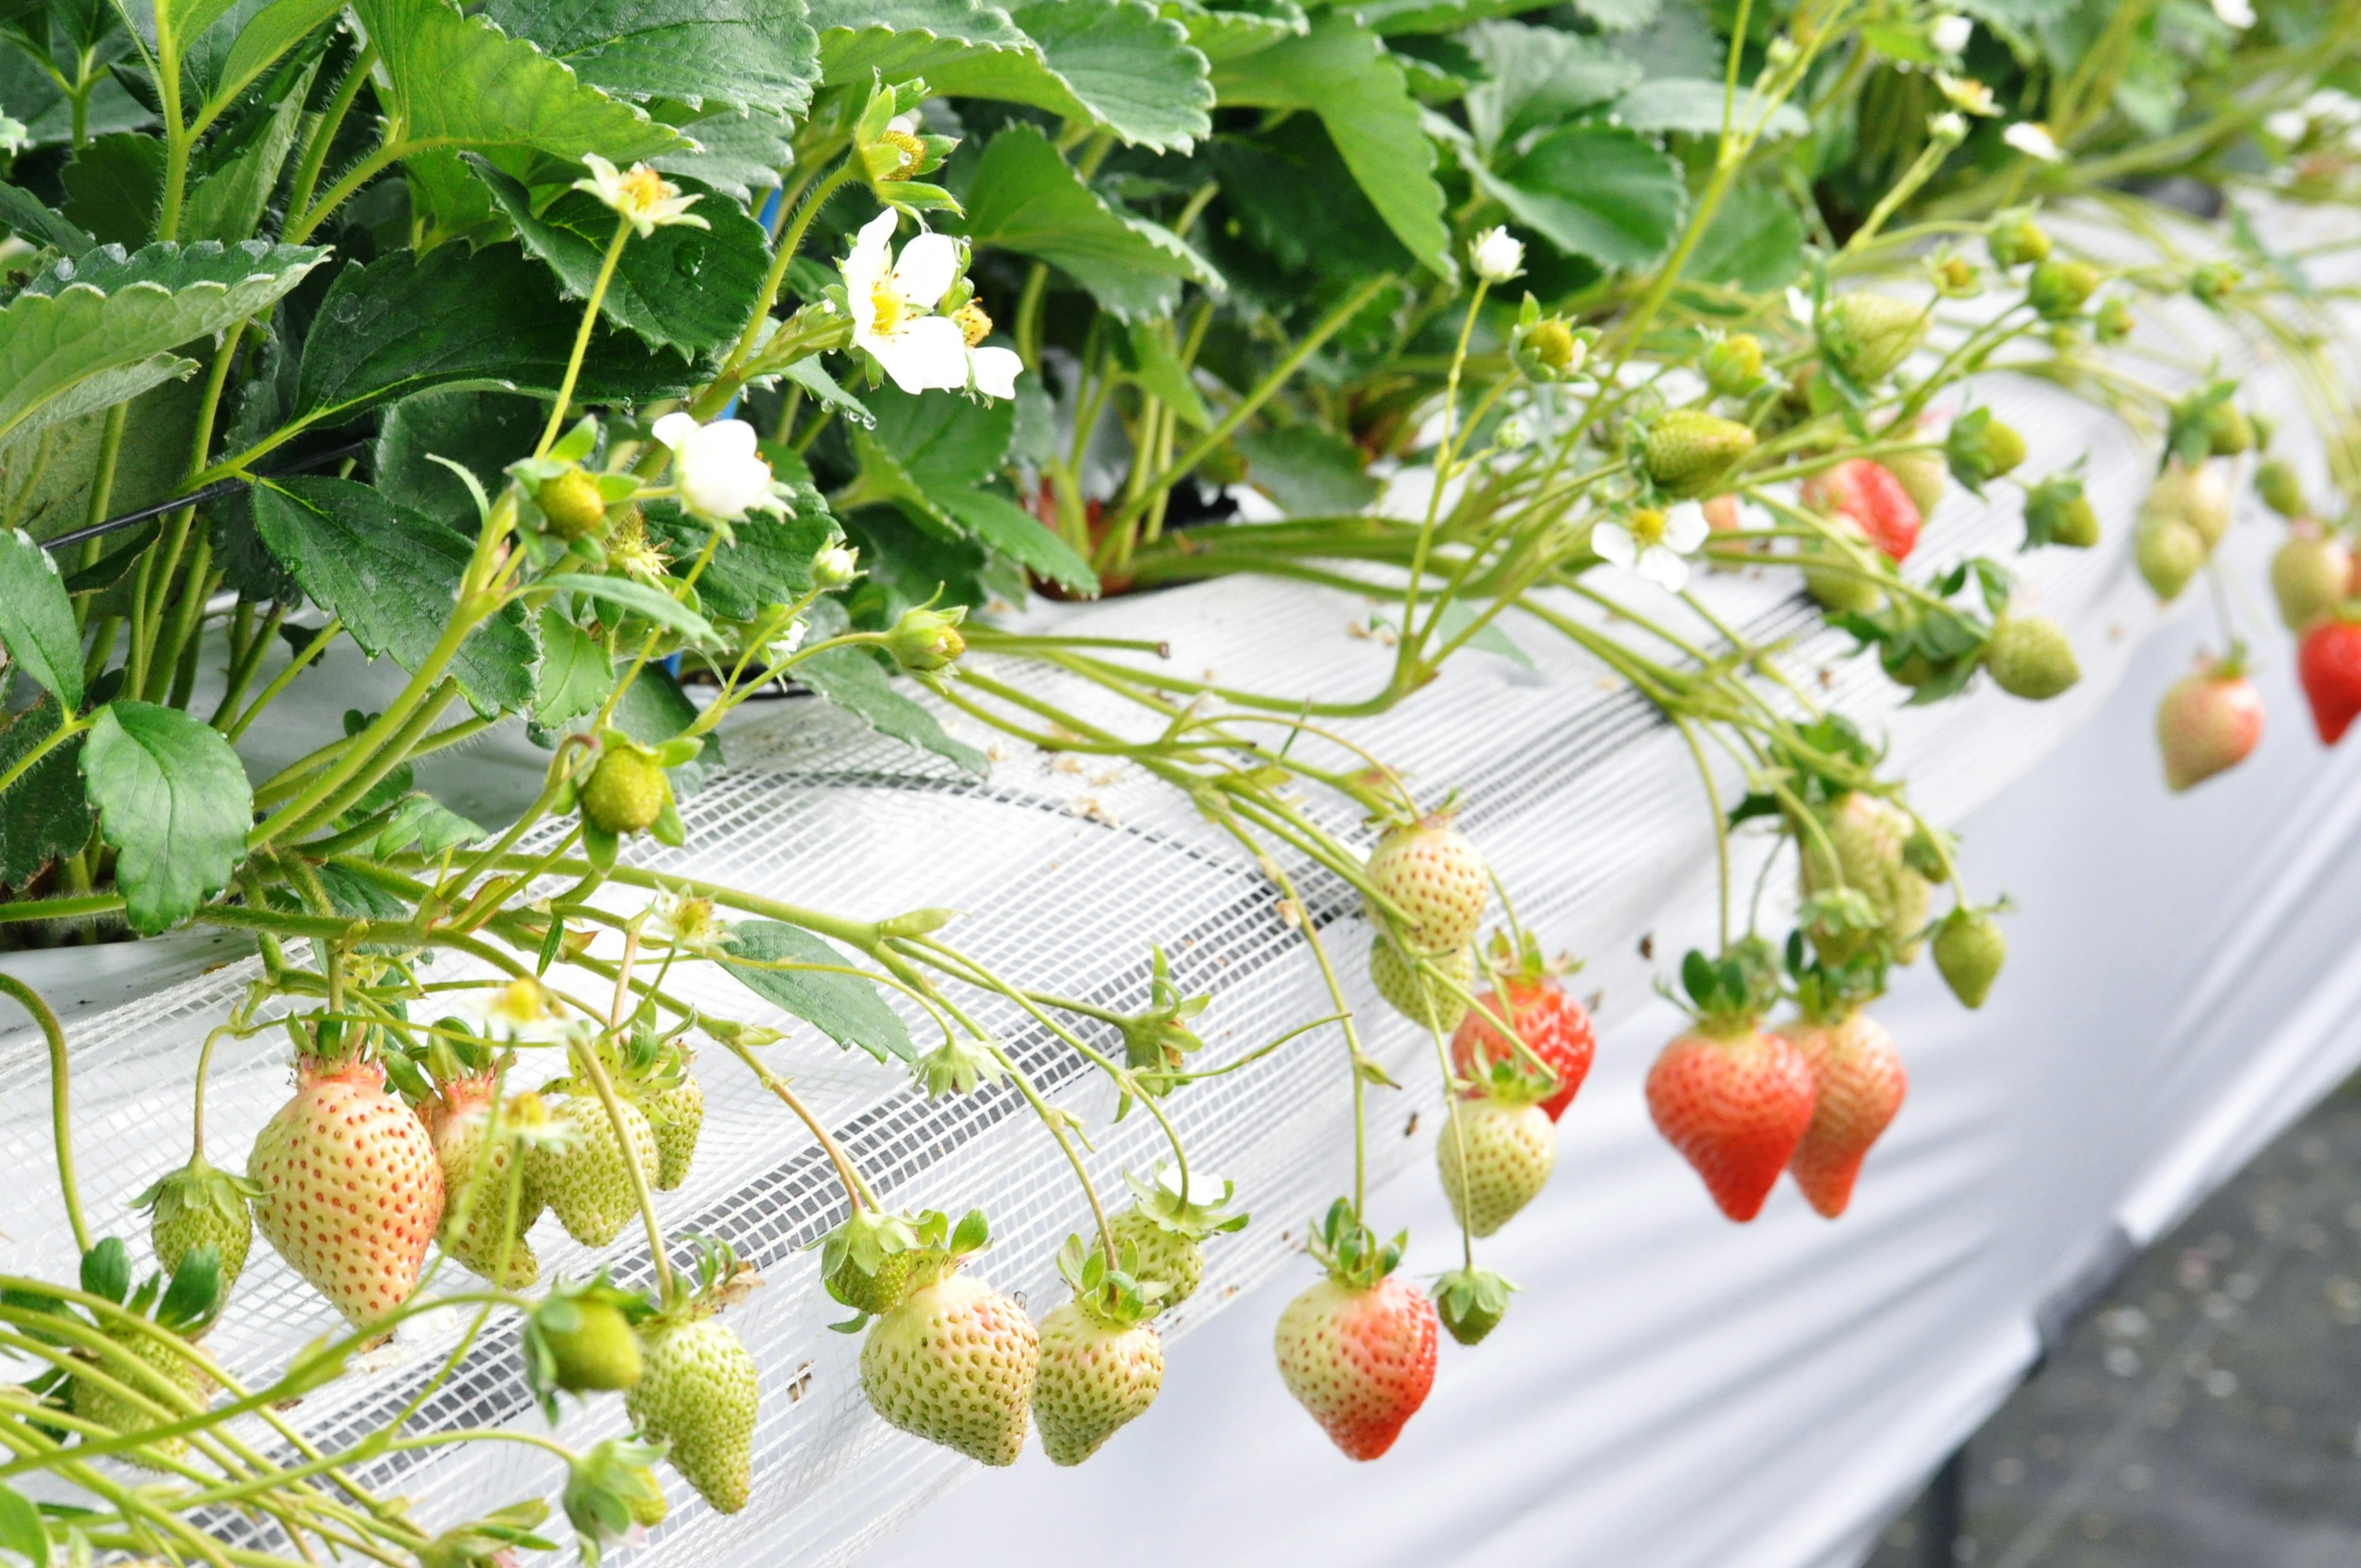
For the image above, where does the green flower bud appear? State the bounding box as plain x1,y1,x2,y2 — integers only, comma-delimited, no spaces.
1986,215,2052,269
2191,261,2241,306
1703,333,1765,397
537,467,611,542
2027,258,2100,319
813,544,860,588
2093,296,2134,344
887,601,967,673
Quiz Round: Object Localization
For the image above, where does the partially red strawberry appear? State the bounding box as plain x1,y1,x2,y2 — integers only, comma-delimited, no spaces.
2300,617,2361,743
249,1056,445,1326
1450,933,1595,1120
1647,946,1814,1222
1782,1010,1907,1219
1273,1202,1436,1461
1803,459,1921,561
2156,659,2264,790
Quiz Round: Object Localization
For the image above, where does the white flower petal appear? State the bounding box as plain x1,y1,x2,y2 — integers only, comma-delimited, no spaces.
1787,287,1815,327
870,315,971,394
1931,14,1972,53
892,231,963,311
2003,122,2062,162
2267,109,2308,141
1591,521,1637,568
1638,546,1691,592
2210,0,2253,27
652,411,700,451
969,344,1022,400
843,211,897,330
1661,502,1710,553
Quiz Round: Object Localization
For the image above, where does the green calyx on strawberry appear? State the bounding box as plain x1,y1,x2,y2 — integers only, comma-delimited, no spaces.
912,1032,1008,1098
1432,1265,1517,1347
1783,929,1888,1026
1819,291,1927,386
1985,211,2051,269
1943,406,2027,494
817,1207,978,1329
1305,1197,1405,1293
2026,258,2100,319
885,594,968,675
2022,466,2098,550
524,1275,655,1414
1931,903,2008,1010
1509,295,1591,381
1668,938,1783,1036
1703,332,1766,397
132,1152,264,1303
64,1237,222,1467
1109,1162,1249,1311
1641,408,1758,497
1035,1233,1167,1465
1114,944,1210,1096
562,1436,667,1565
571,729,697,850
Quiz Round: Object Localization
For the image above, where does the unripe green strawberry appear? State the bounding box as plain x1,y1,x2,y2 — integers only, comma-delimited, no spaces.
1820,293,1926,384
2274,533,2349,631
250,1058,445,1328
580,744,668,836
2143,457,2231,548
1524,318,1580,375
2256,459,2306,520
1364,815,1487,952
543,1299,643,1392
1108,1210,1203,1307
638,1069,703,1192
2191,260,2240,305
627,1318,757,1513
1703,333,1765,396
1642,410,1757,497
537,467,611,542
529,1093,658,1249
2138,516,2205,604
2045,494,2101,548
2094,295,2134,343
1369,936,1473,1032
1436,1095,1555,1238
825,1243,941,1317
1032,1300,1163,1465
1800,516,1883,615
861,1273,1040,1465
133,1156,261,1303
1934,906,2006,1008
1797,792,1931,966
624,1465,668,1527
422,1076,539,1289
1985,616,2079,700
1433,1266,1513,1347
2205,402,2254,457
1986,214,2051,267
1883,448,1948,517
73,1326,205,1469
2027,258,2099,319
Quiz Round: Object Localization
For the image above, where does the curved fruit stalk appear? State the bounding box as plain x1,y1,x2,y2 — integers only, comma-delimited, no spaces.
422,1074,539,1288
1646,1024,1816,1222
1781,1010,1907,1219
1273,1201,1438,1460
249,1058,445,1327
1369,933,1473,1031
627,1315,759,1513
2156,660,2264,790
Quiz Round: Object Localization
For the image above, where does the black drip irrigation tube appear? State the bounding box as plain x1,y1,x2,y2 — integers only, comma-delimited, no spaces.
36,439,374,552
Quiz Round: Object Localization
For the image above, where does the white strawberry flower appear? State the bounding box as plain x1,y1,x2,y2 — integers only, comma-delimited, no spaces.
2003,121,2063,162
1786,286,1816,327
651,413,780,521
1591,502,1710,592
765,617,809,666
2267,108,2308,142
573,154,708,239
646,890,734,956
1928,111,1968,141
2210,0,2253,27
1936,73,1998,116
1470,226,1525,284
1931,14,1972,52
842,209,970,395
459,977,580,1044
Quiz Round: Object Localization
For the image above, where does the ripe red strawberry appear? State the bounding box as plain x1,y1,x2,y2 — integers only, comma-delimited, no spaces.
1364,814,1489,952
249,1057,445,1327
2300,618,2361,743
2157,661,2264,790
1781,1010,1907,1218
1647,1024,1816,1222
1803,459,1921,561
1273,1203,1436,1461
1451,935,1596,1120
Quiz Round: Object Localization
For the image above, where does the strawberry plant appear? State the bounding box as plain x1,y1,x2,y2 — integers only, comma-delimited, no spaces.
0,0,2353,1551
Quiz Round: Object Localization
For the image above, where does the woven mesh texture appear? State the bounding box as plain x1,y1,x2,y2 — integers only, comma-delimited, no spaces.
0,197,2344,1566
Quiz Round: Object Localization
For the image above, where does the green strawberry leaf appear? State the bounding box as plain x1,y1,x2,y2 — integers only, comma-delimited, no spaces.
929,0,1214,152
0,181,97,256
534,607,617,729
81,702,254,934
0,1481,48,1568
0,695,96,895
1469,122,1685,270
479,0,821,114
253,476,539,718
794,596,988,775
721,919,916,1061
0,528,85,710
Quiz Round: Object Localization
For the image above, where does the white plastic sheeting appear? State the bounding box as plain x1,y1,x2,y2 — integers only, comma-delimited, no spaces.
0,199,2347,1568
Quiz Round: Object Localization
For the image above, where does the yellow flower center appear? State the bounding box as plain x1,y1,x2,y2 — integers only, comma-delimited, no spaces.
489,978,552,1028
954,300,992,348
1628,508,1668,548
616,165,670,220
871,280,906,336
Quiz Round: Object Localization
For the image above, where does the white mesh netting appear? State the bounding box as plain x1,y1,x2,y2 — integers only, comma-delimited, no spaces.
1,196,2348,1568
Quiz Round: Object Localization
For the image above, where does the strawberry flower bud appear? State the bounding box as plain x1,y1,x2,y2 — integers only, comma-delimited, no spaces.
887,600,967,673
1469,226,1524,283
